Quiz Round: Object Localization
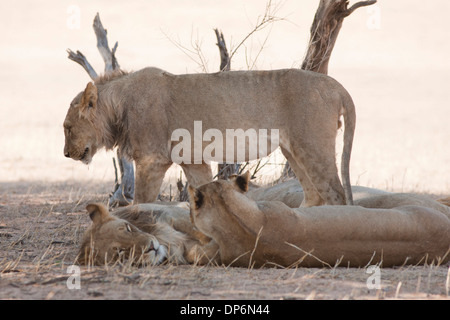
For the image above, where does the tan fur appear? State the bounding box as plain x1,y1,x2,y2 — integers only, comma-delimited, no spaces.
189,173,450,268
77,203,219,266
63,67,356,206
78,178,450,268
247,180,450,217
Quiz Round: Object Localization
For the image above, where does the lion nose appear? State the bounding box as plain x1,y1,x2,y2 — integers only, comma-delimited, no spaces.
64,151,70,158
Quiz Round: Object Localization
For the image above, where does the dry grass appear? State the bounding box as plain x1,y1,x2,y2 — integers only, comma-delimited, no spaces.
0,180,449,300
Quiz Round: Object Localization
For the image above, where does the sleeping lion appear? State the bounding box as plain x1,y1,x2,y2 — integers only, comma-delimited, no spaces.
77,202,218,266
188,173,450,267
78,174,450,268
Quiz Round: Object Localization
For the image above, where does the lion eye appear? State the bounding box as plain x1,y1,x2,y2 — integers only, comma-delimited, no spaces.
112,247,125,254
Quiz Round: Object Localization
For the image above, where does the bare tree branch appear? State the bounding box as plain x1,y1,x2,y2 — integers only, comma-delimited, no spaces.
301,0,377,74
93,12,120,73
111,156,134,206
213,28,242,180
66,49,98,80
343,0,377,17
111,41,119,70
229,0,284,64
214,29,230,71
162,29,210,73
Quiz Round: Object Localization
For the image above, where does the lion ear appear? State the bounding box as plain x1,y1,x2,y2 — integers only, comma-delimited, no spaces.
86,203,110,224
187,185,204,210
231,171,250,193
80,82,98,116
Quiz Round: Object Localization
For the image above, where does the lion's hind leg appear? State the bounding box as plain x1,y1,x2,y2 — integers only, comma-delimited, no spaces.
285,143,346,206
280,147,324,207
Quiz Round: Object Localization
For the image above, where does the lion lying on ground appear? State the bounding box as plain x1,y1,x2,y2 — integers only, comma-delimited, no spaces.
77,202,218,266
188,172,450,268
78,175,450,268
63,67,356,206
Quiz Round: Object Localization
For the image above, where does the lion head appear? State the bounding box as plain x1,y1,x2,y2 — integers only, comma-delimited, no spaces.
187,171,252,239
77,203,168,266
63,82,101,165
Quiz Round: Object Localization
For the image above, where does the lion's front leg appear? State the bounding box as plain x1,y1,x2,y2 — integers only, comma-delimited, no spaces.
134,157,172,203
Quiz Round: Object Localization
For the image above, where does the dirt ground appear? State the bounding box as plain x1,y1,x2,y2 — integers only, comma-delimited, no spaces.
0,181,449,300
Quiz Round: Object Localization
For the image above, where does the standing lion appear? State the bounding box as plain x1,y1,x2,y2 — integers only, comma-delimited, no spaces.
63,67,355,206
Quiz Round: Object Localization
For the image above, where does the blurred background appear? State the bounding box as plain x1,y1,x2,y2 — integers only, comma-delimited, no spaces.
1,0,449,195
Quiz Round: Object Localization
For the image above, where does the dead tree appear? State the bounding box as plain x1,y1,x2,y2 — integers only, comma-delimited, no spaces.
302,0,377,74
214,28,242,180
215,29,231,72
67,13,134,207
282,0,377,178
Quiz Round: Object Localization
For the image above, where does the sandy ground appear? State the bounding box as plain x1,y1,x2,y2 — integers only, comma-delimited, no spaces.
1,180,449,301
1,0,449,301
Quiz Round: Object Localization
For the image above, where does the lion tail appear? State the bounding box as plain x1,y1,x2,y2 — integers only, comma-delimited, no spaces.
341,91,356,205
